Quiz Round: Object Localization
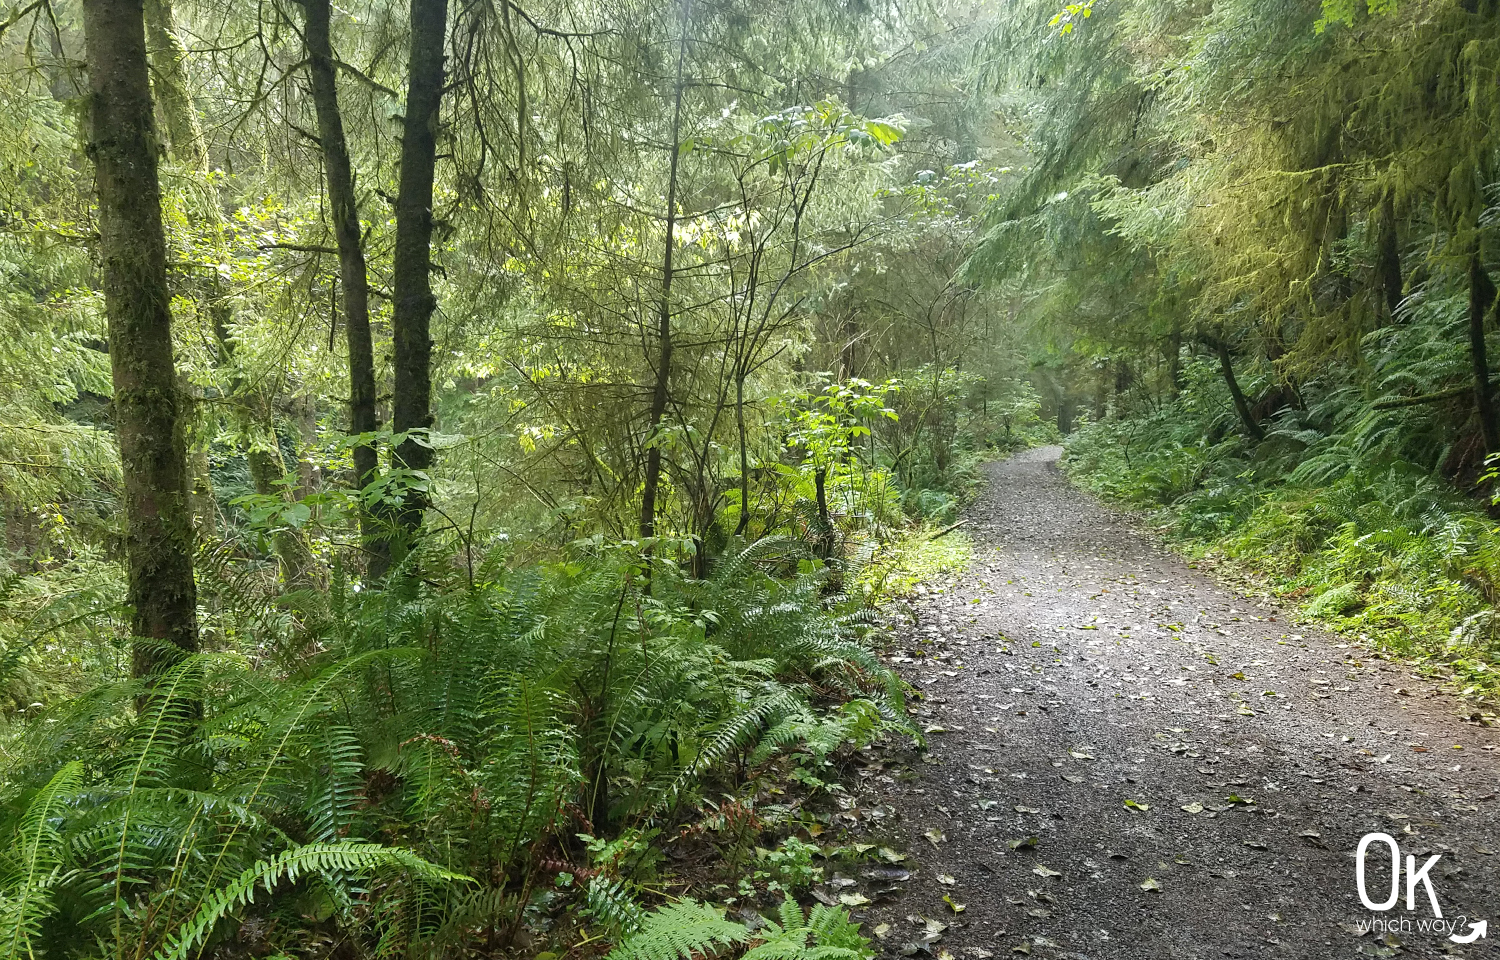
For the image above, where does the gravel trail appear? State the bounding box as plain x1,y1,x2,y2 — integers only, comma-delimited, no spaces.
855,447,1500,960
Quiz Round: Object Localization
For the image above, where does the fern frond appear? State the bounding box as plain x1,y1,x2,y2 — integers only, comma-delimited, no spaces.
0,760,83,960
150,841,468,960
603,900,747,960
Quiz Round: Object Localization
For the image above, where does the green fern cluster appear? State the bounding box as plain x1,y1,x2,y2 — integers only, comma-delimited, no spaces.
604,898,872,960
1065,328,1500,692
0,537,907,958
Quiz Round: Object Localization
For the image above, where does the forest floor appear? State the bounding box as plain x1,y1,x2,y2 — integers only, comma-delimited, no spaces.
841,446,1500,960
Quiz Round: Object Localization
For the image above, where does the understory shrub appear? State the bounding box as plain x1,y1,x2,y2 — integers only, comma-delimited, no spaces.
0,537,911,959
1065,362,1500,697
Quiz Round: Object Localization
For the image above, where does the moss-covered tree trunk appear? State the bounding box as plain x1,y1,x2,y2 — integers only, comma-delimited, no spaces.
1377,193,1403,320
390,0,448,560
639,0,690,543
300,0,386,575
1469,256,1500,455
1212,338,1265,442
142,0,207,169
247,432,321,590
82,0,199,676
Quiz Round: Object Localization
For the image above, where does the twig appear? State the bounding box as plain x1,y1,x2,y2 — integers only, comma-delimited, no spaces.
929,519,970,540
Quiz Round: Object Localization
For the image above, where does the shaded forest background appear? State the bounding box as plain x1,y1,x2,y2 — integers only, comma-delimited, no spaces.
1,0,1499,957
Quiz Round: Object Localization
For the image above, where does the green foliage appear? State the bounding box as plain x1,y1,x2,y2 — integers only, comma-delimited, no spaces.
605,898,872,960
743,899,873,960
1065,374,1500,694
752,836,823,893
604,900,748,960
1315,0,1399,33
151,843,466,960
0,537,907,957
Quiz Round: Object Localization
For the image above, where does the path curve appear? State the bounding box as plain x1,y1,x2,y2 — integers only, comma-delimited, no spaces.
856,446,1500,960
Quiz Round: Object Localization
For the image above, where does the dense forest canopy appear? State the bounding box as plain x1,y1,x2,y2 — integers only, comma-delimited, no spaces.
1,0,1499,955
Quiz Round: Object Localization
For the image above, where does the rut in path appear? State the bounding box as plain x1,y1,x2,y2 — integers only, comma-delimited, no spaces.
852,446,1500,960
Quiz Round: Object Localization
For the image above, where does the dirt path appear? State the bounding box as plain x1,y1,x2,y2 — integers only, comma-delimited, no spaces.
848,447,1500,960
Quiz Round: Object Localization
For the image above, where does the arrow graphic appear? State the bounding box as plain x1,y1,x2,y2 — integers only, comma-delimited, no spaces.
1450,919,1488,944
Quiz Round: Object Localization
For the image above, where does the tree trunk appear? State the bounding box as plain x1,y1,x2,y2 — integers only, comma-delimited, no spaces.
1167,326,1183,396
1469,256,1500,455
248,435,319,590
390,0,448,559
82,0,199,677
142,0,208,170
301,0,386,575
813,464,831,559
639,0,690,542
1093,360,1108,421
1377,192,1403,319
734,373,750,536
1213,338,1265,442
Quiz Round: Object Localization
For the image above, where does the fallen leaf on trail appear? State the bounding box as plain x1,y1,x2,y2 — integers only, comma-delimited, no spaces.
1026,907,1052,919
865,866,912,882
1011,944,1030,956
977,799,999,810
1412,745,1429,753
1032,864,1062,878
943,895,966,913
839,892,871,906
1015,805,1042,814
923,919,948,940
937,874,957,885
1062,774,1085,784
1007,836,1038,851
874,924,892,940
965,949,994,959
1243,840,1269,851
1224,794,1256,806
1139,878,1162,892
1069,750,1095,760
1230,671,1246,680
879,847,907,863
1124,799,1150,812
925,829,947,847
925,726,947,734
1181,802,1205,814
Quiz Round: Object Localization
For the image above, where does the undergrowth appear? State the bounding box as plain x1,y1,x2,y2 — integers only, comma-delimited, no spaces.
0,537,914,959
1064,360,1500,701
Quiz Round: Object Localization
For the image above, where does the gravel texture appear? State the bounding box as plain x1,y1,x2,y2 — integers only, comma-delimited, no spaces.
849,446,1500,960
